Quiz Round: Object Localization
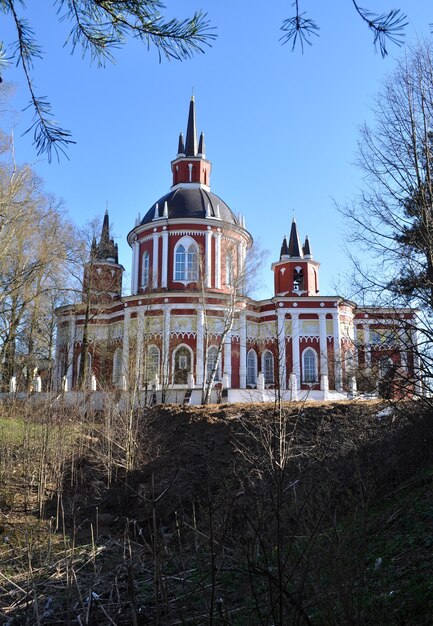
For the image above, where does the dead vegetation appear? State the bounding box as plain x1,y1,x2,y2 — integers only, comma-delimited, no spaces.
0,398,433,624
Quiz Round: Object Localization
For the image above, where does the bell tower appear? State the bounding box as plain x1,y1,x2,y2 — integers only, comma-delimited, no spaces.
83,211,124,304
272,218,320,296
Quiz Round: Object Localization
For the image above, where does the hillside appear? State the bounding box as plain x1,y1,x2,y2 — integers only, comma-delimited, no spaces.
0,399,433,625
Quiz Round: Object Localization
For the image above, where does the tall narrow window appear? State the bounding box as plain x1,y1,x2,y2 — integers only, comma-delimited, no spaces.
302,348,318,383
142,251,150,288
262,350,274,384
187,245,198,281
207,346,221,382
113,348,123,386
144,345,160,382
173,345,192,384
247,349,258,386
175,244,186,281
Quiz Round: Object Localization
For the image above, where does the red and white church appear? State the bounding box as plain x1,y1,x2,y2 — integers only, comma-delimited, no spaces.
55,98,418,403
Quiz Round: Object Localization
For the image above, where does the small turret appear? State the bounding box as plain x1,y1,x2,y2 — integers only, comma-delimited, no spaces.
272,218,320,296
83,211,124,304
171,97,212,189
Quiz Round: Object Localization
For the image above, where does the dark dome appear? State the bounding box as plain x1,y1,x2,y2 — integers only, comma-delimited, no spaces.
141,187,238,225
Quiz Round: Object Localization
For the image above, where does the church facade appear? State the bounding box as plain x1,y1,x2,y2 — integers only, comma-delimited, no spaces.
55,99,418,403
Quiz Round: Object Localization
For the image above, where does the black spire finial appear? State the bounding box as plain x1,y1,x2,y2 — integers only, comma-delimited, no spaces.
198,131,205,156
280,236,289,259
185,96,198,157
303,235,312,258
287,217,303,258
178,132,185,155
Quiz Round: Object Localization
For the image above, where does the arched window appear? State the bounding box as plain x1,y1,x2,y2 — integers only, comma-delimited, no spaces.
247,349,258,387
302,348,318,383
174,238,198,283
144,345,160,383
293,267,304,292
207,346,221,382
141,251,150,288
262,350,274,384
173,345,193,384
76,351,92,385
112,348,123,386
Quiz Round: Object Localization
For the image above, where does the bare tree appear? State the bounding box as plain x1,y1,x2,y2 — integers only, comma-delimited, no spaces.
341,40,433,397
0,147,76,390
200,240,266,405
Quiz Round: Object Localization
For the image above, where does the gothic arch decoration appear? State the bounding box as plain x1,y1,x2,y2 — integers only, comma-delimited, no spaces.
172,343,193,384
247,349,258,387
173,236,199,284
112,347,123,386
302,347,318,383
261,350,274,384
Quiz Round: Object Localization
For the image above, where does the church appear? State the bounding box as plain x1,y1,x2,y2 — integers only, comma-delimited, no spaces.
54,98,418,403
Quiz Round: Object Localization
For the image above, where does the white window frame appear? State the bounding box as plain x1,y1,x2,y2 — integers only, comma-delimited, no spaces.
173,236,199,284
144,345,160,383
247,349,258,387
207,345,221,382
172,344,194,383
262,350,274,384
302,347,318,383
141,250,150,288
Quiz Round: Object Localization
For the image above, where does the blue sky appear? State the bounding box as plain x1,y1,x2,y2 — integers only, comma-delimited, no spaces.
2,2,432,300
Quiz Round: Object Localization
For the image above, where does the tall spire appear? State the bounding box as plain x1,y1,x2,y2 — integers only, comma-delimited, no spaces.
95,210,118,263
185,96,198,156
287,218,303,258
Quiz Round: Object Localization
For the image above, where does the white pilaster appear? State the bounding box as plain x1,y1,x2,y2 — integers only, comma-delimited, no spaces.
215,230,222,289
239,311,247,388
152,233,159,289
223,331,232,388
363,322,371,368
333,312,342,391
277,309,286,389
136,310,145,389
161,230,169,288
237,241,244,293
131,239,139,295
291,312,300,380
123,309,131,385
196,307,205,385
205,229,212,288
319,313,329,377
163,306,170,387
66,316,76,390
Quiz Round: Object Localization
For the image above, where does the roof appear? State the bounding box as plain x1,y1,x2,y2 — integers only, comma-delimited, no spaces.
140,187,238,225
